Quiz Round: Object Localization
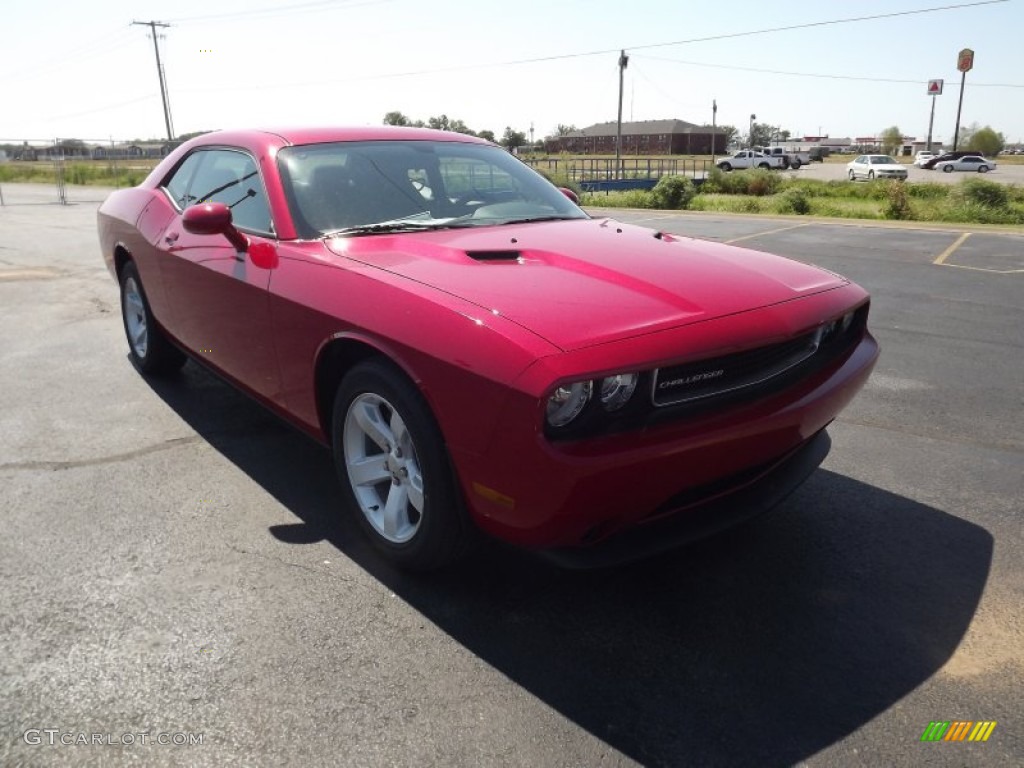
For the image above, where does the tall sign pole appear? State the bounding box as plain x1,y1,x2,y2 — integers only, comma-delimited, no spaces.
952,48,974,151
926,79,943,152
616,50,629,180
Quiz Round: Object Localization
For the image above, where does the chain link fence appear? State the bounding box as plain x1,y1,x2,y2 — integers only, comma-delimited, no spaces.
0,138,171,206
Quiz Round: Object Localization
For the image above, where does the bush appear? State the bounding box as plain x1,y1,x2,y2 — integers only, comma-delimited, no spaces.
776,187,811,215
956,178,1009,209
744,169,781,197
650,175,695,209
883,181,912,220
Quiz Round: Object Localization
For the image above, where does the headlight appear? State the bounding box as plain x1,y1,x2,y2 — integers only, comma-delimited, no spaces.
840,310,855,333
599,373,639,411
546,381,593,427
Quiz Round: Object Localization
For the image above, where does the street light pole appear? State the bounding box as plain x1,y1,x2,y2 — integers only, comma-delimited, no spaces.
749,114,756,149
712,99,717,163
616,50,629,180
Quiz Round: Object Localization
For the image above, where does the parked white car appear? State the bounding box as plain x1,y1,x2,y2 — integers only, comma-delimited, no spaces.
913,151,936,167
846,155,908,181
936,155,997,173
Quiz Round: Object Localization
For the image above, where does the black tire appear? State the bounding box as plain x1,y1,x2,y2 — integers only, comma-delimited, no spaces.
119,261,186,375
978,165,989,173
790,159,802,170
758,162,770,169
331,359,472,570
943,164,954,173
868,170,875,180
848,170,856,181
718,162,732,172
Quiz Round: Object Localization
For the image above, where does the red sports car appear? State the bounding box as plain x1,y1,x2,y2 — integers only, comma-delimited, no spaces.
98,127,878,569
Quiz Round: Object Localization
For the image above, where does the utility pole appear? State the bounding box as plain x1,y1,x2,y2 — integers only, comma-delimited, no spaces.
132,20,174,141
616,49,629,180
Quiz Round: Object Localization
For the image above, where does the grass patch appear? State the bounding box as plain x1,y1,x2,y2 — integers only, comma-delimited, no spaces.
585,175,1024,225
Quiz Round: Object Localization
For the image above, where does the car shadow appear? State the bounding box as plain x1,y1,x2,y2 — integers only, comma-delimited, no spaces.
144,362,993,767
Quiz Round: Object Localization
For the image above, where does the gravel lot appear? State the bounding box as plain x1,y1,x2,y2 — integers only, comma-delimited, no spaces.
2,187,1022,767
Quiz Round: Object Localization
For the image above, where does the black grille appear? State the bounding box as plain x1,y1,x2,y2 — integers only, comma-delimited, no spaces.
652,332,820,406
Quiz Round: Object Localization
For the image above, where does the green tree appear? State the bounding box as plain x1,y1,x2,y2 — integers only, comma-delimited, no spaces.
500,127,527,152
552,124,578,136
383,111,411,126
477,129,496,143
427,114,452,131
964,125,1005,156
880,126,903,156
748,122,774,147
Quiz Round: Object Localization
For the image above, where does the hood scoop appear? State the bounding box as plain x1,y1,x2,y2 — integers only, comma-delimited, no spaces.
466,250,521,262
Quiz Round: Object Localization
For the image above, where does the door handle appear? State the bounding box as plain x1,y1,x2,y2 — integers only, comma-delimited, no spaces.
164,231,179,245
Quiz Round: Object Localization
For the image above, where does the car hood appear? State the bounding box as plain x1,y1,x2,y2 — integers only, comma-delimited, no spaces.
326,218,847,351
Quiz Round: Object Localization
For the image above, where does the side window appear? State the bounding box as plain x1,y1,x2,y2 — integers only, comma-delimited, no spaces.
163,152,202,210
184,150,274,235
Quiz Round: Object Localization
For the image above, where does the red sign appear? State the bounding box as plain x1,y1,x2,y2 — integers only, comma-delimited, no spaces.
927,79,944,95
957,48,974,73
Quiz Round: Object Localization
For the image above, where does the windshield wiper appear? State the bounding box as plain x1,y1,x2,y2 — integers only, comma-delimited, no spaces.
323,214,480,238
493,215,581,226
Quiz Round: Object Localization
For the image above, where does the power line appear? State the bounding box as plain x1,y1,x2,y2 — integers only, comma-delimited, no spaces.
625,0,1010,52
177,0,1013,94
635,53,1024,89
167,0,394,25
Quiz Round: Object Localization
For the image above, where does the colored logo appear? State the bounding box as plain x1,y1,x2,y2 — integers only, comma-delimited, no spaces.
920,721,996,742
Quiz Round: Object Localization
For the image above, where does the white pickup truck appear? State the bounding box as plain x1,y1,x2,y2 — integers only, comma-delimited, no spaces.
753,146,812,169
716,150,786,171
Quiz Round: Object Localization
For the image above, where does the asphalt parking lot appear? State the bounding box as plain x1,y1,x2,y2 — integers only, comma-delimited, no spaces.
2,188,1022,767
782,158,1024,185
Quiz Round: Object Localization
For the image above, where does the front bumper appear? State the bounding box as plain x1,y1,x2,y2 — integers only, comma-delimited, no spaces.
538,428,831,568
453,328,878,551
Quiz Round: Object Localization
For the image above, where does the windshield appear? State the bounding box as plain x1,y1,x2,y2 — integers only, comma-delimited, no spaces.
870,156,898,164
278,140,587,238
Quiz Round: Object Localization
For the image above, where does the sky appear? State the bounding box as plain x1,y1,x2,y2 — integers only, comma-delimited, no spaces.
2,0,1022,146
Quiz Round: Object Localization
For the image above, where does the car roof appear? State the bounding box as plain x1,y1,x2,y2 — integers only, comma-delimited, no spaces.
205,126,493,147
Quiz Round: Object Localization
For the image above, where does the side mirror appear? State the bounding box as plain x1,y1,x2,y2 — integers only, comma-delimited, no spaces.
183,202,249,253
558,187,580,205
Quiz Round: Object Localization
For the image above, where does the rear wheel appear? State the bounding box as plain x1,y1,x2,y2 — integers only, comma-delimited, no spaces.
790,159,802,170
978,165,989,173
758,162,770,169
119,261,186,374
332,359,472,570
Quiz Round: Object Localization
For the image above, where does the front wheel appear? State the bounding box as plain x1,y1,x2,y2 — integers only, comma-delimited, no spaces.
718,162,732,172
119,261,186,374
758,162,770,169
332,359,472,570
943,164,954,173
978,166,989,173
868,170,875,180
848,170,856,181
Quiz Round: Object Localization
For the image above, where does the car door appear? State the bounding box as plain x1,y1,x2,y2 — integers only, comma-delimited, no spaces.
157,148,281,399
